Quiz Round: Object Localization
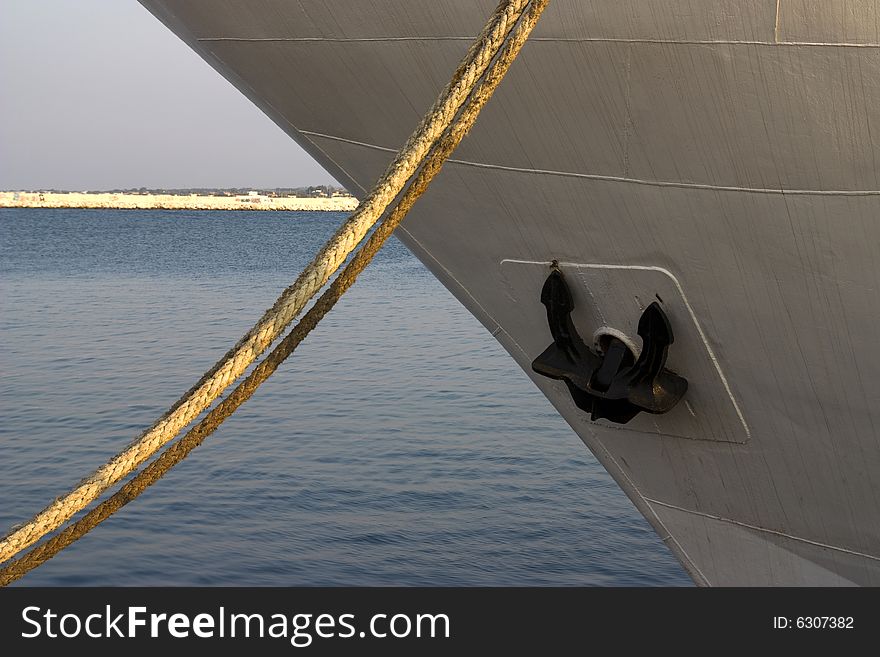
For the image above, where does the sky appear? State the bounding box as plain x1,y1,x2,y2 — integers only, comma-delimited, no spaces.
0,1,338,190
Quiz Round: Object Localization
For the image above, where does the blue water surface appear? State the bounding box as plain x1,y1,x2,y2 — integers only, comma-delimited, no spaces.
0,208,689,586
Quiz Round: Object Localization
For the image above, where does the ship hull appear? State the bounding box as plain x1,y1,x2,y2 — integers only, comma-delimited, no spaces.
138,0,880,585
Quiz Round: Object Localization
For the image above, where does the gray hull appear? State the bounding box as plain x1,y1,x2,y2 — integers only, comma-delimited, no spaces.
138,0,880,585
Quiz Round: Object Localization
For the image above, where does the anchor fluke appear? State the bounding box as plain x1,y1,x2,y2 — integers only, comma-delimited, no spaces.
531,267,688,424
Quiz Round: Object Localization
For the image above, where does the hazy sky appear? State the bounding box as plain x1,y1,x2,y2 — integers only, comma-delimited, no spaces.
0,1,338,190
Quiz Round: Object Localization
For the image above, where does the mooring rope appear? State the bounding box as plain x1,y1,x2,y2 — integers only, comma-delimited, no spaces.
0,0,550,580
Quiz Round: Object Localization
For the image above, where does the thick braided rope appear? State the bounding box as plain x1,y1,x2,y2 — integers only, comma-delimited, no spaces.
0,0,534,565
0,0,550,584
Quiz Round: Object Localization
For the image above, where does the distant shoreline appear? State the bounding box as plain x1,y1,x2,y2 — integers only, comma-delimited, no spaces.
0,191,358,212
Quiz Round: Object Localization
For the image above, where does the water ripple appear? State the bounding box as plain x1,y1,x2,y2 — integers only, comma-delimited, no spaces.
0,208,689,586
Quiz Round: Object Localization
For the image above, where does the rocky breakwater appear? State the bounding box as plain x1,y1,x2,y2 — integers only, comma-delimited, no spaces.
0,191,359,212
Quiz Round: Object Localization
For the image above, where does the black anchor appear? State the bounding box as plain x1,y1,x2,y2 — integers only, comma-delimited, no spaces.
531,266,688,424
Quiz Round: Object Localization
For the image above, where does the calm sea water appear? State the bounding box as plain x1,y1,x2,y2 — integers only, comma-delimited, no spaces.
0,208,689,586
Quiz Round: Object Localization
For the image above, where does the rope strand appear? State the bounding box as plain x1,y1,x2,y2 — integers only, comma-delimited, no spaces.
0,0,550,579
